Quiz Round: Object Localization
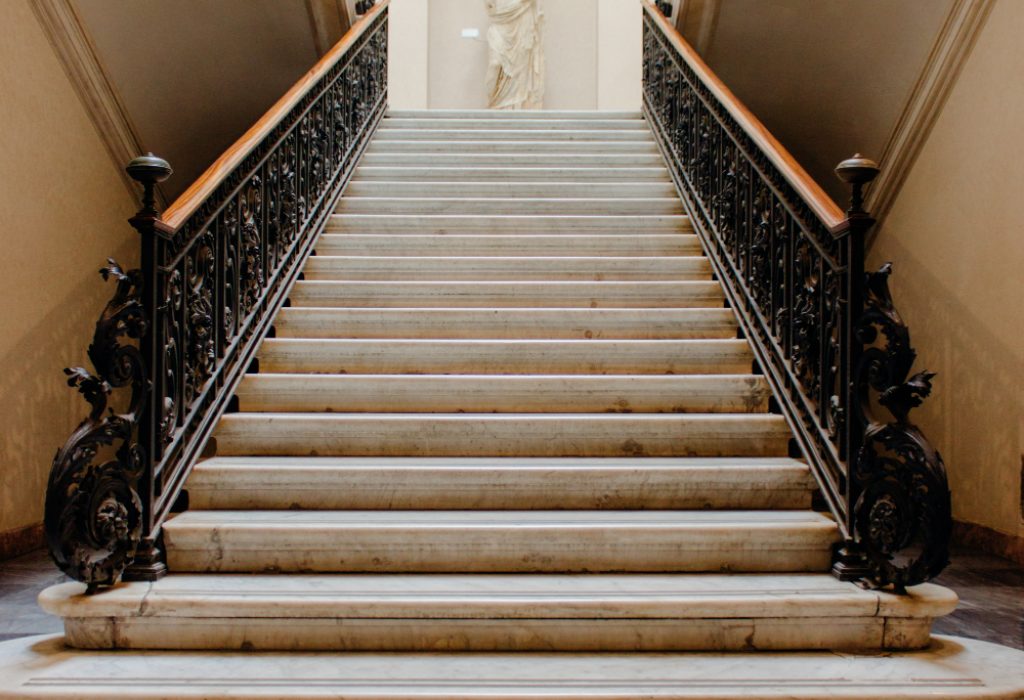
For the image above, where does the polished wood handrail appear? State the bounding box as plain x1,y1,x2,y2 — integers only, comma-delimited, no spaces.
161,0,390,229
640,0,845,228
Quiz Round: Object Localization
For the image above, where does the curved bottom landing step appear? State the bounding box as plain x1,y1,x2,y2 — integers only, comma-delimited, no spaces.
39,574,956,652
3,635,1024,699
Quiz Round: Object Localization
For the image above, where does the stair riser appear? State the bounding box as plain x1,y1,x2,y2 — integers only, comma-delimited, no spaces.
187,464,813,510
374,129,654,142
335,198,684,215
256,339,753,375
353,166,672,181
272,308,739,340
315,234,703,257
382,118,647,130
164,527,833,574
387,109,642,119
302,257,710,282
286,281,725,309
234,375,770,414
344,182,679,198
212,415,792,458
362,154,666,167
368,141,659,153
62,617,931,652
327,214,691,234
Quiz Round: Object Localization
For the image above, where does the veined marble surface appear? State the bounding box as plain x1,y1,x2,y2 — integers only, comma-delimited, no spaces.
1,634,1024,698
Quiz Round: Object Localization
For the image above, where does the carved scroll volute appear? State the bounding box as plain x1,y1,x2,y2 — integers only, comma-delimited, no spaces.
44,261,150,590
851,264,952,590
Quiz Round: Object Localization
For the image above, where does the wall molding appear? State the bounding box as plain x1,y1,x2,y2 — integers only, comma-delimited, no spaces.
30,0,160,206
0,523,44,562
866,0,995,225
305,0,350,58
953,519,1024,566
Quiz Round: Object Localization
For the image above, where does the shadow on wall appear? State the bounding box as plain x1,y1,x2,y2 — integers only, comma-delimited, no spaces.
868,234,1024,538
0,238,139,555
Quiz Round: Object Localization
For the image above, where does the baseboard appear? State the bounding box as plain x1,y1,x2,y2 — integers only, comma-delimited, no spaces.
953,519,1024,566
0,523,44,562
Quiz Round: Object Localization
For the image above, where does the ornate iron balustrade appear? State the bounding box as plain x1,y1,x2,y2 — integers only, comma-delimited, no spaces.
642,1,951,590
45,3,389,590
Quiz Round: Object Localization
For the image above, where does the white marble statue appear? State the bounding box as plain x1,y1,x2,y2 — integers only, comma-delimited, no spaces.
485,0,544,109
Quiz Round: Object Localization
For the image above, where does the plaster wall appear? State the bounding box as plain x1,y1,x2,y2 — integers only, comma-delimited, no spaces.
684,0,952,205
74,0,335,201
869,0,1024,543
0,1,138,549
390,0,642,110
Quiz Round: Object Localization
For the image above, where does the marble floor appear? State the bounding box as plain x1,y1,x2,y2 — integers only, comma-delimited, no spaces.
1,546,1020,650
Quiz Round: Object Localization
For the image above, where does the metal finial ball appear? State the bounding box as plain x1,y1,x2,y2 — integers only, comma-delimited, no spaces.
835,153,880,187
125,153,173,185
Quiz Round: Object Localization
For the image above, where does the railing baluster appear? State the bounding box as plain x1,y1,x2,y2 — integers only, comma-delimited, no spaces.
641,1,949,590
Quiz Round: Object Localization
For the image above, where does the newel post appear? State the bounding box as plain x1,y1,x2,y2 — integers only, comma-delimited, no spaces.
122,153,173,582
830,154,880,581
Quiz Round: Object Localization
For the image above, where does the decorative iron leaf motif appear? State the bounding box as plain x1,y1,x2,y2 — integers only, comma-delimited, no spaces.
642,13,950,589
44,261,148,588
853,264,951,590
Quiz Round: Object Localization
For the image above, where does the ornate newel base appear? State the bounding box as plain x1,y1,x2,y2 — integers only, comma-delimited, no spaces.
121,539,168,582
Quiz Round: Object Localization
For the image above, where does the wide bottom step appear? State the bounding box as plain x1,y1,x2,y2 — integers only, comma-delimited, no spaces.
3,635,1023,698
40,574,956,652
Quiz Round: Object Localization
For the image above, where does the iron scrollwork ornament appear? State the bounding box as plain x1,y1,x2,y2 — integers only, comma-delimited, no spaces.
44,260,149,590
852,264,952,590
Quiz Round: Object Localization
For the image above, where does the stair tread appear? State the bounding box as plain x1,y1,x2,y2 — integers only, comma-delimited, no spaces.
40,574,955,620
5,634,1022,698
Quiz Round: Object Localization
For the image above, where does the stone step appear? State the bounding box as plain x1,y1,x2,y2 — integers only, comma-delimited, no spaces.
234,374,771,414
256,338,753,374
361,152,666,167
353,165,671,181
286,281,724,308
326,214,691,234
367,140,659,153
314,233,702,257
6,634,1023,698
382,117,648,130
334,197,684,215
185,456,814,510
160,510,837,573
211,413,792,458
272,308,739,339
301,256,711,281
387,108,644,119
344,181,679,198
373,128,655,142
40,574,956,652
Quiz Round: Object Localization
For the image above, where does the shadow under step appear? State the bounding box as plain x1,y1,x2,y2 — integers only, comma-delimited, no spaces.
159,510,838,574
285,281,725,308
233,374,771,414
256,338,754,374
326,213,691,234
300,256,711,281
211,413,792,457
352,165,672,181
185,456,815,510
334,197,683,215
272,308,739,340
40,574,956,652
313,234,704,257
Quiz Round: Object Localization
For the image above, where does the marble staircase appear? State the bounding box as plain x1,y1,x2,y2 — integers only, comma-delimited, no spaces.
22,109,1015,699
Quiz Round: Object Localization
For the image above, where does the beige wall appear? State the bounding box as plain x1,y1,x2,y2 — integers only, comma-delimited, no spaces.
0,1,138,546
870,0,1023,542
597,0,642,110
685,0,952,205
74,0,336,201
388,0,429,109
390,0,642,110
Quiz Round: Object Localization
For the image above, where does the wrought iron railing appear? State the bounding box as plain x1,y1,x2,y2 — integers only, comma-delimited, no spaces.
642,1,951,590
44,2,389,590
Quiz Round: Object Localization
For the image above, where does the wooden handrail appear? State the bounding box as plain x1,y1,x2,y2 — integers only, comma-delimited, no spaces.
161,0,390,229
640,0,845,228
